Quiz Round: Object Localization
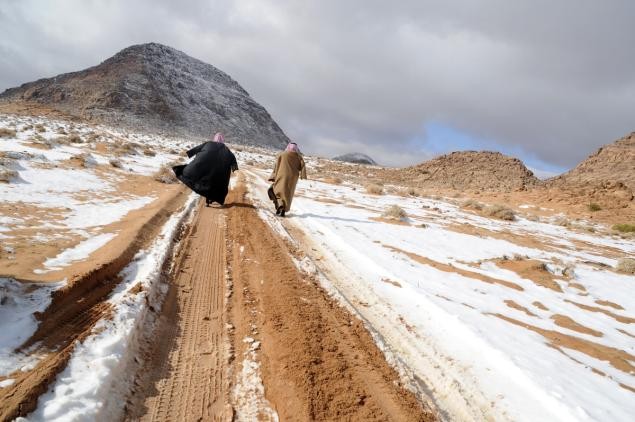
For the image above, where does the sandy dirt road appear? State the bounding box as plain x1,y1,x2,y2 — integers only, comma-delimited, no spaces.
126,178,435,421
125,202,231,421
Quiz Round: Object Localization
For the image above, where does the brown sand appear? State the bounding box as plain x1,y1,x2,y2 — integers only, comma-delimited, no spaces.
384,244,524,291
124,202,231,421
224,180,435,421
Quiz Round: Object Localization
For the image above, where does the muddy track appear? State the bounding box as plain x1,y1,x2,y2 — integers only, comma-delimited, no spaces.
125,178,435,421
226,181,436,421
0,188,189,422
125,202,231,421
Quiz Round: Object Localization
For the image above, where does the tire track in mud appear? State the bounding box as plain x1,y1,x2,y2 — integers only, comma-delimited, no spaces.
0,188,190,422
226,180,436,421
125,202,230,421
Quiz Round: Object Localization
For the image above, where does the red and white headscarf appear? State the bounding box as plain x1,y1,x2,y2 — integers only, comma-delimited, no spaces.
286,142,299,152
213,132,225,143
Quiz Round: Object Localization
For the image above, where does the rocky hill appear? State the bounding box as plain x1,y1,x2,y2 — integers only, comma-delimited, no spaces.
549,132,635,190
332,152,377,165
0,43,289,148
400,151,540,191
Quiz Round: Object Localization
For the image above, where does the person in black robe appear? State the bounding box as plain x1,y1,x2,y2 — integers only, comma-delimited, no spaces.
172,132,238,206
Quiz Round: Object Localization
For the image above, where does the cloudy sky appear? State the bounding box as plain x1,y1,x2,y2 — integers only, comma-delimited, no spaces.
1,0,634,172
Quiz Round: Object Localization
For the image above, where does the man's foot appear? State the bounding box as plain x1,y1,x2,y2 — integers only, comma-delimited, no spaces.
278,206,285,217
205,198,211,207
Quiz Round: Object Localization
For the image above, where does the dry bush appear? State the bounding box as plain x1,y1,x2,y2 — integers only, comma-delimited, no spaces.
382,205,407,220
588,202,602,212
365,184,384,195
322,176,342,185
119,141,140,155
0,128,16,138
86,132,101,142
56,127,67,135
21,124,33,131
561,264,576,278
35,124,46,133
0,166,18,183
616,258,635,274
526,214,540,222
29,135,55,149
71,153,97,168
143,146,156,156
612,223,635,233
462,199,484,210
109,158,123,168
68,134,83,144
485,204,516,221
154,164,178,184
554,216,571,228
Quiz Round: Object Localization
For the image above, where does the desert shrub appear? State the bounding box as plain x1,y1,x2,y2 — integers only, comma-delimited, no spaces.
485,204,516,221
365,184,384,195
616,258,635,274
56,127,67,135
119,141,140,155
143,147,156,156
0,166,18,183
554,216,571,228
0,128,16,138
154,164,178,184
21,124,33,131
561,265,576,278
462,199,484,210
109,158,123,168
71,153,97,168
322,176,342,185
612,223,635,233
86,132,100,142
382,205,407,220
68,134,83,144
35,124,46,133
588,202,602,212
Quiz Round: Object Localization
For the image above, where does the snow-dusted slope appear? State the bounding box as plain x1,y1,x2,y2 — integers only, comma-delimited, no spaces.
243,166,635,422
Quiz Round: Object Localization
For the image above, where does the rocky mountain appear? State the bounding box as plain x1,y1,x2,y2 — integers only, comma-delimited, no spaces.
332,152,377,165
0,43,289,148
549,132,635,191
401,151,539,191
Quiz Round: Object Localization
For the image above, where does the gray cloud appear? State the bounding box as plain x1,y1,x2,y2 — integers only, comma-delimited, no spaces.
1,0,634,169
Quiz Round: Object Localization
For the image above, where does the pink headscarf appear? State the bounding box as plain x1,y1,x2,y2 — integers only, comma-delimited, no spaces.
213,132,225,143
286,142,299,152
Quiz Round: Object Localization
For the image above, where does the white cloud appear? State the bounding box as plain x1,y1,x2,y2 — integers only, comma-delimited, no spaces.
1,0,634,169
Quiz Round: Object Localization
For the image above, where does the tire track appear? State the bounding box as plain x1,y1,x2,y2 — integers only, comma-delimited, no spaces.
127,203,230,421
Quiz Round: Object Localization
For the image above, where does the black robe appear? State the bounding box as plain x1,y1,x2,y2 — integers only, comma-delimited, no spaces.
172,142,238,204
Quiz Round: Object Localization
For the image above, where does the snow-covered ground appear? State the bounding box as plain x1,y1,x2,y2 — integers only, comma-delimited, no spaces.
0,113,189,382
23,193,197,421
0,114,187,277
243,165,635,422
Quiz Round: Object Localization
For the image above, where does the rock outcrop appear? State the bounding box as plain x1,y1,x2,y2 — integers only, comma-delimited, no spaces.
332,152,377,165
401,151,539,191
0,43,289,148
549,132,635,191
